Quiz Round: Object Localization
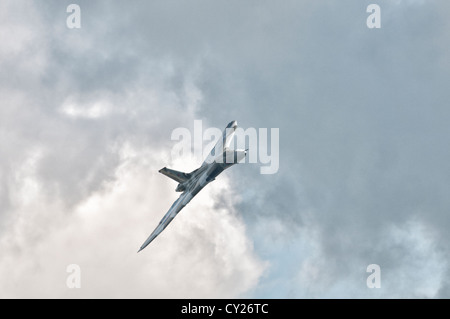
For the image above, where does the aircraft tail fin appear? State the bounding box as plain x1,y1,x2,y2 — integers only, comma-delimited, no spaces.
159,167,191,183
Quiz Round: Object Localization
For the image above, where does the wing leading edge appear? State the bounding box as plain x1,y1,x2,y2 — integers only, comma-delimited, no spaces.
203,120,237,165
138,192,190,252
159,167,191,183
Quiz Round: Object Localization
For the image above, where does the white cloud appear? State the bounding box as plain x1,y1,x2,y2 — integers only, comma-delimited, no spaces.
0,1,265,298
379,219,447,298
0,143,265,298
59,98,115,119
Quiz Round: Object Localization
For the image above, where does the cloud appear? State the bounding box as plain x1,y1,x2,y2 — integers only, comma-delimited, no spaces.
0,134,265,298
1,0,450,298
190,0,450,297
0,1,266,298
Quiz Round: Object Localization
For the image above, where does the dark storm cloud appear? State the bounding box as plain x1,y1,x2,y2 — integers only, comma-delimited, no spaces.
176,0,450,296
42,0,450,297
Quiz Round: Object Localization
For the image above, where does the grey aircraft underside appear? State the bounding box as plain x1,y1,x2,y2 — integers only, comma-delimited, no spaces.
138,120,247,252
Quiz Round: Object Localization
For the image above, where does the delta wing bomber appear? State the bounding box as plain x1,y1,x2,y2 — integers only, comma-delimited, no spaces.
138,121,247,252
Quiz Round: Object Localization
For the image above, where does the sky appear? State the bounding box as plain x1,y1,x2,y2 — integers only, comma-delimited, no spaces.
0,0,449,298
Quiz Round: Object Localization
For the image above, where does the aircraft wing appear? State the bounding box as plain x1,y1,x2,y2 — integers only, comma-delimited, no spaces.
223,120,238,149
138,192,190,252
159,167,191,183
203,120,238,165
